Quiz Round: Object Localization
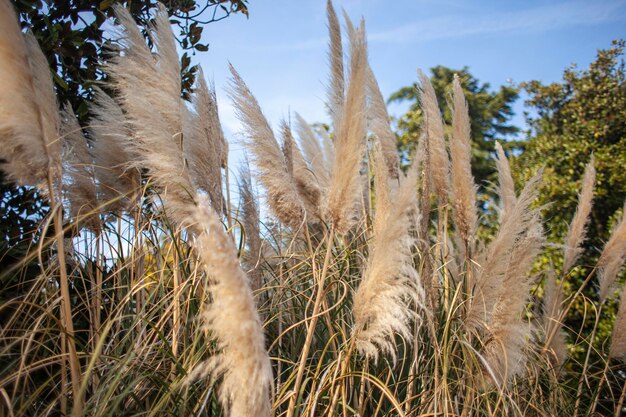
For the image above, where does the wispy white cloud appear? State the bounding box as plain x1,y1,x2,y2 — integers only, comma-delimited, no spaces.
369,0,626,43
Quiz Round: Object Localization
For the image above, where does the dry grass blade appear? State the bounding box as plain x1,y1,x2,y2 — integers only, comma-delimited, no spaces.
450,75,478,245
325,20,368,234
563,156,596,273
228,65,306,227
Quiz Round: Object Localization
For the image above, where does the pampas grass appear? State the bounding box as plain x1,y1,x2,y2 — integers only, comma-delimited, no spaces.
228,65,306,227
450,76,478,246
88,86,138,214
419,69,449,202
0,0,60,188
2,2,626,416
325,19,368,234
563,157,596,273
295,112,331,190
353,156,422,362
60,104,100,232
598,207,626,302
186,66,226,214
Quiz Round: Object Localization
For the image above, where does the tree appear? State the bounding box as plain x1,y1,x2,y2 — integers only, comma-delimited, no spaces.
0,0,248,270
513,40,626,380
389,65,519,187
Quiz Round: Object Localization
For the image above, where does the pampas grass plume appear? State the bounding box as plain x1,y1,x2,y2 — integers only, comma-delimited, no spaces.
228,65,306,227
450,75,478,245
325,20,368,234
563,157,596,273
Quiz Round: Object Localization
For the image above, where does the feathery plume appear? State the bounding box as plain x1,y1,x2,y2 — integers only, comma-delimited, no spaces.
60,105,100,232
187,67,226,214
598,205,626,302
239,163,263,292
469,170,543,327
366,65,400,181
280,121,322,219
107,4,196,222
0,0,62,188
295,112,330,189
372,145,391,236
418,70,449,202
483,214,544,385
88,87,138,214
326,0,344,131
609,282,626,361
188,198,274,417
228,65,306,227
563,157,596,273
494,141,516,220
108,8,272,415
543,269,568,367
353,162,423,362
325,21,368,234
320,128,335,175
450,76,478,245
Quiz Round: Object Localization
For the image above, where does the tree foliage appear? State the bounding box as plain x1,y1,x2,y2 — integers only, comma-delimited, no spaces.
389,65,519,187
513,39,626,369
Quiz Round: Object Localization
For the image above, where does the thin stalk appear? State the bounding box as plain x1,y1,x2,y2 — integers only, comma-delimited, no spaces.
615,378,626,417
574,304,602,417
286,227,335,417
47,174,82,415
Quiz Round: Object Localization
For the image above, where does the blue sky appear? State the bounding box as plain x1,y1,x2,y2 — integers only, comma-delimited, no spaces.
195,0,626,149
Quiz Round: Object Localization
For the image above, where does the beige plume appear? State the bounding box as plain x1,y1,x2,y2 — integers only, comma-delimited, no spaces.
469,170,543,327
280,121,322,220
609,281,626,361
353,160,423,362
563,156,596,273
325,20,368,234
366,65,400,181
543,269,568,367
326,0,344,132
483,214,545,385
0,1,61,189
187,66,226,214
108,6,273,416
88,87,138,215
494,141,516,221
295,112,331,190
228,65,306,227
450,75,478,245
598,205,626,302
60,105,100,232
418,70,449,203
